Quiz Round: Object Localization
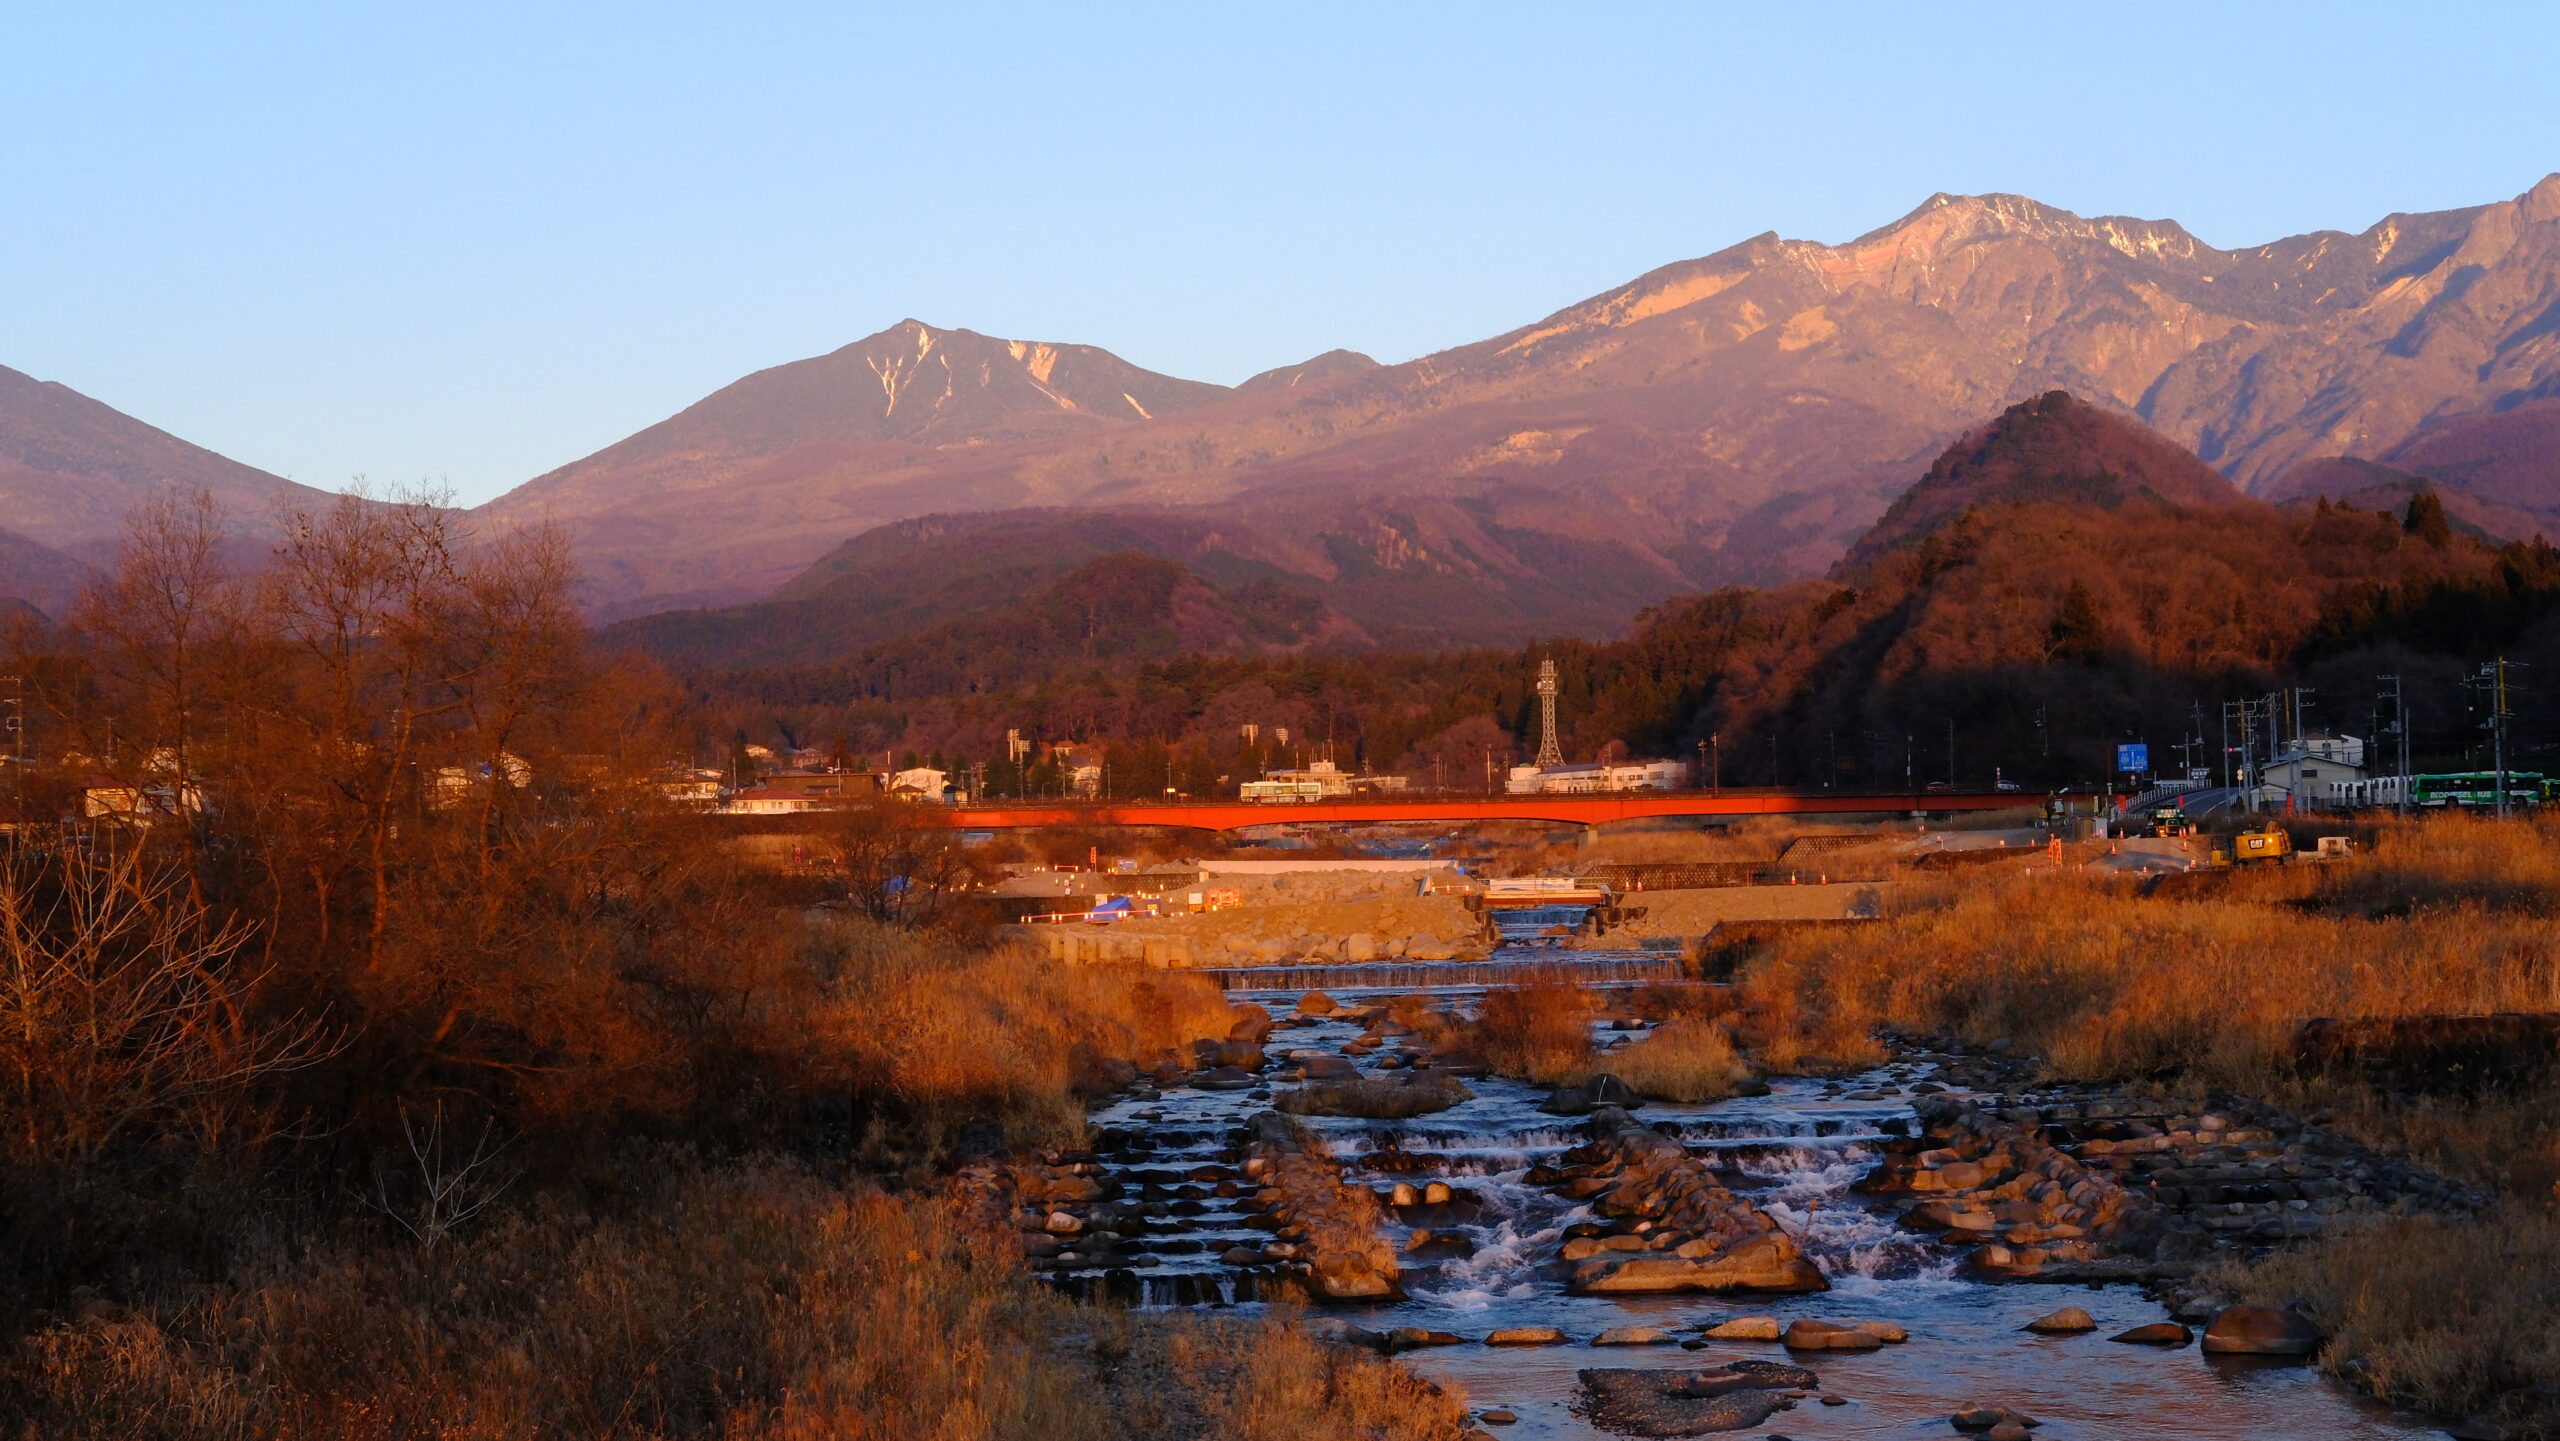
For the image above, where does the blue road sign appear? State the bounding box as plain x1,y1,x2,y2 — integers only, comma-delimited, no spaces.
2117,743,2150,774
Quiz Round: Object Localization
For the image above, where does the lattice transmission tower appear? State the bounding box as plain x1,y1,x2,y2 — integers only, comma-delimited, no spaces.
1534,658,1564,768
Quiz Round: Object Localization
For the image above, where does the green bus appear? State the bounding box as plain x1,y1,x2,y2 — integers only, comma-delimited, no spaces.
2348,772,2545,809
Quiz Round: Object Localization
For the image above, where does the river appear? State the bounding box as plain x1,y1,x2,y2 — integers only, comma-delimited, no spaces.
1061,945,2448,1439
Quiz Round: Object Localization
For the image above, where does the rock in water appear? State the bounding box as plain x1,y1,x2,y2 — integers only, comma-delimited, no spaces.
1576,1369,1789,1436
1699,1316,1782,1341
1592,1326,1677,1346
1719,1360,1819,1388
1541,1117,1826,1295
2108,1322,2193,1345
1951,1403,2040,1431
2023,1306,2096,1334
1297,1316,1387,1350
1295,989,1338,1017
1486,1327,1568,1346
1851,1320,1908,1343
2200,1303,2320,1357
1782,1318,1882,1351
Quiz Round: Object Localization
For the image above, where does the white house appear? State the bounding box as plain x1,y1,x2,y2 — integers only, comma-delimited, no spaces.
2260,732,2369,809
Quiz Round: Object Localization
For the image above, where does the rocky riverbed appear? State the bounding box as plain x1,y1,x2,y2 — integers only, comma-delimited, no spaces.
1006,962,2468,1439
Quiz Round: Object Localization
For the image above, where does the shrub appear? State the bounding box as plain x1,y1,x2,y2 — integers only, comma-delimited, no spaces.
812,918,1237,1149
1470,980,1595,1085
1603,1018,1753,1103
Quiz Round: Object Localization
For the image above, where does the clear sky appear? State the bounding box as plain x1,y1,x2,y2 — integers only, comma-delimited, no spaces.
7,3,2558,506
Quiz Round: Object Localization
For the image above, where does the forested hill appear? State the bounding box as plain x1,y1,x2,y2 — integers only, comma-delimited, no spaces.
691,395,2560,791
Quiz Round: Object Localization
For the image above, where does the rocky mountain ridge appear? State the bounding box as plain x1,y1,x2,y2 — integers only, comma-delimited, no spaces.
488,175,2560,624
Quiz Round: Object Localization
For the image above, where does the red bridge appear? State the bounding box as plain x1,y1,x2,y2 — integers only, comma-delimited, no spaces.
919,790,2042,832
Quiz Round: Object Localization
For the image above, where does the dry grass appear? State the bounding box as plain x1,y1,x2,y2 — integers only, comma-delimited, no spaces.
2301,812,2560,917
811,918,1237,1149
2201,1207,2560,1436
1470,980,1597,1085
1536,816,1898,872
1735,830,2560,1088
0,1159,1470,1441
1599,1019,1753,1103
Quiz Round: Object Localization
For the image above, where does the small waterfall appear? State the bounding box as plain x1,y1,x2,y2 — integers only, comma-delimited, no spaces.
1743,1144,1956,1282
1206,952,1680,993
1488,903,1596,942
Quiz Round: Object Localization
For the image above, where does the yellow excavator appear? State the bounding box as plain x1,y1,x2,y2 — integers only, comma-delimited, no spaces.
2222,824,2294,866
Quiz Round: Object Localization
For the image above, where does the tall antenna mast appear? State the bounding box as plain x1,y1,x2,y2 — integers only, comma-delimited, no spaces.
1534,658,1564,768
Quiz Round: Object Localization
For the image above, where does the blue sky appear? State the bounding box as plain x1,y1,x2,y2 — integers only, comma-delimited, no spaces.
6,3,2557,505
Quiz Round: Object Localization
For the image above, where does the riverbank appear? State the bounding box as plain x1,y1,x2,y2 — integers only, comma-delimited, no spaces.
1010,881,1895,967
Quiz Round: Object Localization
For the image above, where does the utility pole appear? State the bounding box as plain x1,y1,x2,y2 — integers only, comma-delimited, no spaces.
2482,658,2514,818
2378,674,2409,816
1,675,20,825
1711,732,1721,792
1946,717,1957,788
2219,700,2233,792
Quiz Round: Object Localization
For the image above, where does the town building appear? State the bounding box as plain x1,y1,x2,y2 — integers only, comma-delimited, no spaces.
2259,732,2369,808
1504,758,1690,794
890,766,953,802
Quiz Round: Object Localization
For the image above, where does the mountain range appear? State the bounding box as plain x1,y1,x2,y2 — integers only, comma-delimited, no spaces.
8,176,2560,640
0,362,345,615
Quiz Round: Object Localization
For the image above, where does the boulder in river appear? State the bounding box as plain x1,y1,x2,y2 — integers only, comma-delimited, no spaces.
2023,1306,2096,1334
1699,1316,1782,1341
1782,1318,1883,1351
1295,989,1338,1017
1543,1072,1643,1114
1951,1403,2040,1431
1575,1368,1791,1436
2200,1303,2320,1357
1485,1327,1568,1346
1591,1326,1676,1346
2109,1322,2193,1345
1297,1316,1388,1351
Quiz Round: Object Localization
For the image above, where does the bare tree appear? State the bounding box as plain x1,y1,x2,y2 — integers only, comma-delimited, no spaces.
71,489,242,896
260,490,468,966
0,838,333,1165
366,1100,516,1253
817,802,984,931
